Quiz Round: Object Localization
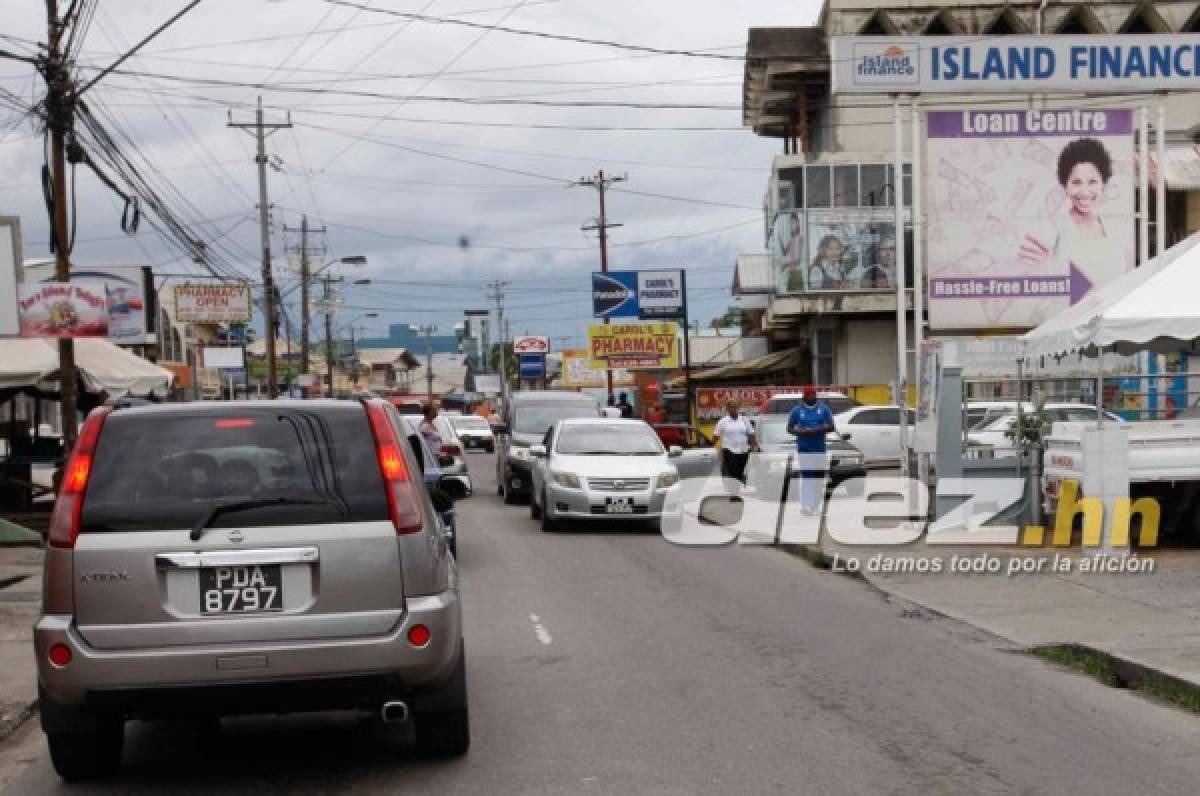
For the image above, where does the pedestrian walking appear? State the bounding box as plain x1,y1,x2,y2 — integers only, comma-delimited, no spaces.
419,403,443,449
786,386,834,513
714,401,755,484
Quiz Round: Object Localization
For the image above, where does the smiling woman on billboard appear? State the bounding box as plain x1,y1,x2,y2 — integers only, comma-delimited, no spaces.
1017,137,1129,287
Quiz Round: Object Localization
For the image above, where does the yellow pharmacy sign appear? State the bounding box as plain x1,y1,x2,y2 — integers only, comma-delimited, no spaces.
588,322,679,370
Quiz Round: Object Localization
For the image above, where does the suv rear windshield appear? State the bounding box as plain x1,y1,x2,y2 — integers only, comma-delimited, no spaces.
513,403,596,435
81,406,389,532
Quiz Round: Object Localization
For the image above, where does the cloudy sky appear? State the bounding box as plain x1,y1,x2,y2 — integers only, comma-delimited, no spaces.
1,0,822,348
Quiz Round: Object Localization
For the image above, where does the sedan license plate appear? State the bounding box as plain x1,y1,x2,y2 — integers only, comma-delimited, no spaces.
605,497,635,514
200,565,283,615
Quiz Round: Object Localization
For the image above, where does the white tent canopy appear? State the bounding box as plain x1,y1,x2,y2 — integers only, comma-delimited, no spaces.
1022,231,1200,359
0,338,173,397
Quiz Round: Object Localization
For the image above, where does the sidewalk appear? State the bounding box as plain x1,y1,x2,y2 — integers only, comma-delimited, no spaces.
795,534,1200,689
0,546,40,742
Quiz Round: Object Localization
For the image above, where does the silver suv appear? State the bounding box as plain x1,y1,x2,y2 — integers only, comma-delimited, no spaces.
35,399,468,781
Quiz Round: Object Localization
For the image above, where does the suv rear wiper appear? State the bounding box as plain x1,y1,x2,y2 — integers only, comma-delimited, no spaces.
191,497,331,542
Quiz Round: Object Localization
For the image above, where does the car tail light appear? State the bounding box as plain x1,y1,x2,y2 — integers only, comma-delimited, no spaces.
440,443,461,457
48,643,72,667
364,401,424,535
47,407,112,550
407,624,431,648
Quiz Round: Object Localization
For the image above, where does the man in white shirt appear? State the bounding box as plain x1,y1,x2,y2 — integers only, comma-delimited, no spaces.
713,401,755,483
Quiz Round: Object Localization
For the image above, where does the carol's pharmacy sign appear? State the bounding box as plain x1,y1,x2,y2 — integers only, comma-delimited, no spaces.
174,283,252,323
832,35,1200,94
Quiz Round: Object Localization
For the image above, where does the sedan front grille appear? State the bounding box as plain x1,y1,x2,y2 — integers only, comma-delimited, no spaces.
586,477,651,492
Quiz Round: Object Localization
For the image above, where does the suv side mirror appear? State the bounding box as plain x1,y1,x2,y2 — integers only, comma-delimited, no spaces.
668,445,683,458
530,444,548,457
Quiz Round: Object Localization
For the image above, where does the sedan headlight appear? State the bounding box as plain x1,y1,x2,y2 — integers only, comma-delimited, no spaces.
509,446,532,462
657,469,680,489
551,471,581,488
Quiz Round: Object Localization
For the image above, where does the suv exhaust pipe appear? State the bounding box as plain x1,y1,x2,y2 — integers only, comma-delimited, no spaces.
381,700,409,724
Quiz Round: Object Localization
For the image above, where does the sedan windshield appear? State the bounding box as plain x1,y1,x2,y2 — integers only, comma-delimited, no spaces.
515,405,596,435
556,425,663,455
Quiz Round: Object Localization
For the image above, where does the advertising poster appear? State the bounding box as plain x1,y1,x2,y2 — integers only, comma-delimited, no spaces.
512,335,549,354
560,350,633,388
18,282,110,338
803,209,897,292
23,262,153,343
636,270,684,319
592,271,639,318
174,283,252,324
926,108,1135,330
0,218,21,337
774,210,805,293
696,386,780,421
588,322,679,370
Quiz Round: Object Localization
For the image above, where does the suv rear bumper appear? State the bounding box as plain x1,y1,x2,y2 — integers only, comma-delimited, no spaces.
35,588,461,710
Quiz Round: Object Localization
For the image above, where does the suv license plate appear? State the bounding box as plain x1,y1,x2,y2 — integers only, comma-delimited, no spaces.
605,498,634,514
200,565,283,615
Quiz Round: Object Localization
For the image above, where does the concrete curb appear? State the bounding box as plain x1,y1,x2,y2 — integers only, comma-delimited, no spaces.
782,543,1200,704
0,700,36,744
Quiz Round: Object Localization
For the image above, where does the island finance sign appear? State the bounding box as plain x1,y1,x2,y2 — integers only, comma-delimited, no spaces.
588,322,679,370
925,108,1134,330
831,35,1200,94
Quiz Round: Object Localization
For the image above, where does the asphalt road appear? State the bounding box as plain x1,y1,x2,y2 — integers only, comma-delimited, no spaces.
6,450,1200,794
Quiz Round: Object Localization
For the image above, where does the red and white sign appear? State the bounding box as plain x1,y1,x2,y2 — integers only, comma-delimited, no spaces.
174,283,252,324
513,335,549,353
695,385,849,421
18,282,110,338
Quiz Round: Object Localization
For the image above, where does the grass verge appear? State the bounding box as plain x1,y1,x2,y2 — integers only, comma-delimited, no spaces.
1032,643,1200,714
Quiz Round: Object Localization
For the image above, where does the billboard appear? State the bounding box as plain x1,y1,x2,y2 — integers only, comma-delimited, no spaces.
926,109,1134,330
23,262,154,344
0,218,21,337
518,353,546,379
774,209,897,294
512,335,549,354
175,283,252,324
18,282,109,338
588,322,679,370
593,269,686,319
831,36,1200,95
560,349,633,388
202,346,245,369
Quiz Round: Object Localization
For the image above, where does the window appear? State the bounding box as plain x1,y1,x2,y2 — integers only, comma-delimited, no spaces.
860,165,889,207
805,166,831,208
850,410,883,425
833,165,859,208
555,424,663,455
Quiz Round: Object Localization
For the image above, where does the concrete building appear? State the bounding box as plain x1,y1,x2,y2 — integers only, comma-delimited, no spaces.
743,1,1200,402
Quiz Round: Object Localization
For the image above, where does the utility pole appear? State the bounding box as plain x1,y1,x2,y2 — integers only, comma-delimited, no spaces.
319,274,343,396
486,280,511,405
576,170,626,404
283,215,327,376
43,0,77,448
412,324,438,402
229,97,291,397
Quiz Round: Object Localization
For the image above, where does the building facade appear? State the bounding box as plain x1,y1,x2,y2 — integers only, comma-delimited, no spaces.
743,1,1200,402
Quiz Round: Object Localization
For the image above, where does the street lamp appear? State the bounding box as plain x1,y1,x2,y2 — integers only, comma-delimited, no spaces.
310,256,367,395
341,312,379,389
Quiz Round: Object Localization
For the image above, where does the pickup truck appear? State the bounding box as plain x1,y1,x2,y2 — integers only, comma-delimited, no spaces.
1042,418,1200,537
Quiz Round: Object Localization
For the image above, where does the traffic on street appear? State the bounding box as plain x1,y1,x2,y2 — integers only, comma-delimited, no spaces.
7,1,1200,794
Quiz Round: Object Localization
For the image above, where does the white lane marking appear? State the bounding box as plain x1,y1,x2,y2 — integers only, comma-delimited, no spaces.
529,613,552,645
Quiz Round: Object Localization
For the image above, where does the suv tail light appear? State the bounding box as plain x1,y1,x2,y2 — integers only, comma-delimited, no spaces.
47,406,113,549
364,401,424,535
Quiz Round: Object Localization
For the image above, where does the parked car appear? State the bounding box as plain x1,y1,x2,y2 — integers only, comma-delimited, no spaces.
399,415,468,557
761,391,859,417
448,414,496,453
496,391,600,504
35,399,468,781
650,423,718,479
833,405,917,466
751,413,866,485
528,418,682,531
967,404,1125,453
434,415,472,495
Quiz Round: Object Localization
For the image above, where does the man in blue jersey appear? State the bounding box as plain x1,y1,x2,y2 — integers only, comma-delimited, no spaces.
786,386,835,514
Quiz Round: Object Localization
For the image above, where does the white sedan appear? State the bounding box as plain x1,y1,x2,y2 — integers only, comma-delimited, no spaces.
833,405,915,466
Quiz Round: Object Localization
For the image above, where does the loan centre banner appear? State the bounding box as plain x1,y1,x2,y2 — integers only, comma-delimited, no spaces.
925,108,1135,330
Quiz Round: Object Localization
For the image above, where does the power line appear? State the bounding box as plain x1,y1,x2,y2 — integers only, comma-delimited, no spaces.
324,1,745,61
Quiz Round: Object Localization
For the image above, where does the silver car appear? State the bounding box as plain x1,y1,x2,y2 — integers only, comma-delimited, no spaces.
35,399,468,781
448,414,495,453
528,418,682,531
434,415,472,495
